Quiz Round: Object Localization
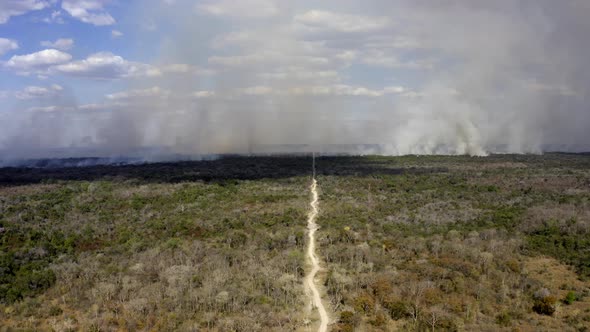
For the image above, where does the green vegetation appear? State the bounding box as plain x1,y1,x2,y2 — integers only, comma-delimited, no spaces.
527,225,590,278
0,252,56,304
564,291,578,305
0,154,589,331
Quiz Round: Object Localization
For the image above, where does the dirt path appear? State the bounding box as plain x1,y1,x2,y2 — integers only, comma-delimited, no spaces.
304,177,330,332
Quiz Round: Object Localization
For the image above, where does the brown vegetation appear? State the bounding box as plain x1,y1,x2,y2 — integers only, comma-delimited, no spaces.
1,154,589,331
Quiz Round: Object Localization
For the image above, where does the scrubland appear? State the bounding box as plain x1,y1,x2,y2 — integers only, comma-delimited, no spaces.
1,154,589,331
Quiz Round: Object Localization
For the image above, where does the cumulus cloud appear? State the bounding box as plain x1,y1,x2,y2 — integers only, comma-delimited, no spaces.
232,84,411,98
15,84,64,100
209,53,330,68
361,50,435,69
106,87,170,100
111,30,123,38
40,38,74,51
42,10,65,24
192,90,215,99
0,0,50,24
23,102,116,114
160,64,215,76
4,49,72,73
53,52,160,79
62,0,115,26
197,0,279,18
258,68,339,82
294,10,391,33
2,0,590,159
3,49,171,80
0,38,19,55
101,84,411,102
3,49,204,81
25,105,80,113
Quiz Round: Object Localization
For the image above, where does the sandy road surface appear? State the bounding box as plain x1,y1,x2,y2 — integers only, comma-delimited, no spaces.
304,178,330,332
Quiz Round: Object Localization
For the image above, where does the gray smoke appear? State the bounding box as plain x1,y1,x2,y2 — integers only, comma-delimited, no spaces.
1,0,589,161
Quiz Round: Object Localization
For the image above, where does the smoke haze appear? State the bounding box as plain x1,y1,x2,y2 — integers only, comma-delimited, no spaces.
1,0,589,160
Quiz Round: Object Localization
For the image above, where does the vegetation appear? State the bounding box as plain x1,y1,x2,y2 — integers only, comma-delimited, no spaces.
0,153,589,331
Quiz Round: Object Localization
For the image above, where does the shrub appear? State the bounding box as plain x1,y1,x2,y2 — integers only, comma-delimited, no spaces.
0,256,57,304
339,311,356,325
382,299,409,320
506,259,521,273
533,296,557,316
370,311,387,327
49,305,63,316
165,238,181,249
563,291,577,305
337,311,358,332
496,312,512,327
354,293,375,314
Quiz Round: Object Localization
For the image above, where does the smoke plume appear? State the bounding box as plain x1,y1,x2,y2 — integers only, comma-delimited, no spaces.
1,0,589,160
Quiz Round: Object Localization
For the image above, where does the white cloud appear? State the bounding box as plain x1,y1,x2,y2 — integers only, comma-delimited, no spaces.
365,36,424,50
2,0,589,157
160,63,215,76
41,38,74,51
302,84,410,97
106,87,170,100
296,84,383,97
0,38,19,55
42,10,65,24
192,90,215,99
211,31,255,49
62,0,115,26
111,30,123,38
101,83,410,103
26,106,61,113
398,91,425,99
361,50,435,69
53,52,161,79
209,53,329,68
383,86,407,94
4,50,206,81
160,63,193,73
25,103,114,114
15,84,63,100
106,87,218,103
294,10,391,33
258,68,339,81
197,0,279,18
230,84,410,98
239,86,274,96
78,103,114,112
26,105,77,113
0,0,50,24
4,49,72,73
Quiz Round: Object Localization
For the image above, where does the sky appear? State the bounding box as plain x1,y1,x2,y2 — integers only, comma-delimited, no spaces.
0,0,589,159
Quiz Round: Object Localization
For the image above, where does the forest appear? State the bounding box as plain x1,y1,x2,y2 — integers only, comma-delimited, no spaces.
1,154,589,331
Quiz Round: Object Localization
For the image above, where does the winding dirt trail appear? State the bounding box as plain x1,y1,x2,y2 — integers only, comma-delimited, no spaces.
304,172,330,332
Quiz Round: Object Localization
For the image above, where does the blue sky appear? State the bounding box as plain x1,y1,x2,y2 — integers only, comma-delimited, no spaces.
0,0,589,158
0,1,138,103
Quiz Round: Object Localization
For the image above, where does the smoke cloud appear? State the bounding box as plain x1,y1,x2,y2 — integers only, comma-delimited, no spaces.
1,0,589,160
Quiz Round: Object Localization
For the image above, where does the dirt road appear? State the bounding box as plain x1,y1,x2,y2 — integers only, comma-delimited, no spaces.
304,177,330,332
